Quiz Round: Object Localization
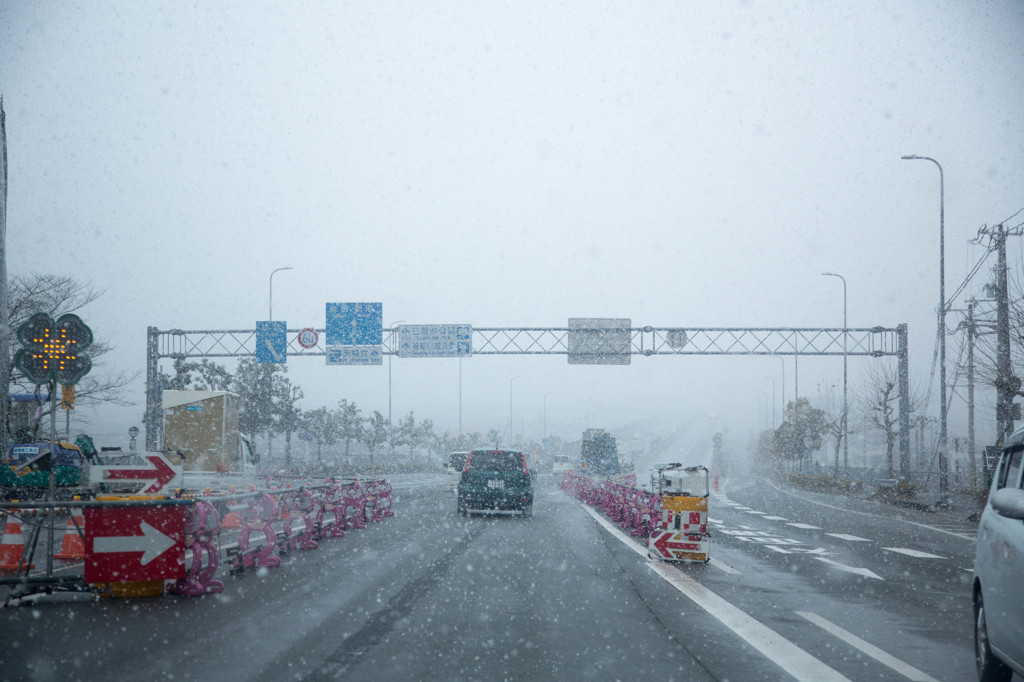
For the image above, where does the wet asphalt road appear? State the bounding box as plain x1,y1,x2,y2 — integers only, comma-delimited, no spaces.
0,474,982,681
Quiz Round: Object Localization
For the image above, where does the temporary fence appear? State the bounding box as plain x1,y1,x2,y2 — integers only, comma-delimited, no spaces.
0,476,395,604
561,468,710,563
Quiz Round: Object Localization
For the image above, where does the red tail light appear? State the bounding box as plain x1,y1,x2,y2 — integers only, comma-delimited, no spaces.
463,451,473,473
521,453,529,475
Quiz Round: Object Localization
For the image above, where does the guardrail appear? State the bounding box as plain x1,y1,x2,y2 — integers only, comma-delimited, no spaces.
0,476,395,604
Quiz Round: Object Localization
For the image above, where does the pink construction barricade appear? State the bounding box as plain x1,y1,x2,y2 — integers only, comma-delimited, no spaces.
230,493,281,574
168,501,224,596
313,481,347,539
278,488,318,552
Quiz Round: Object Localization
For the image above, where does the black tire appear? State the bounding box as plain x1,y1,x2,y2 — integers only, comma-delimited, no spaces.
975,588,1013,682
457,501,466,516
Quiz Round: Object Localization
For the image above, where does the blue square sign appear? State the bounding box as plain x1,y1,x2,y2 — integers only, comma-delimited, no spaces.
326,303,382,346
256,321,288,364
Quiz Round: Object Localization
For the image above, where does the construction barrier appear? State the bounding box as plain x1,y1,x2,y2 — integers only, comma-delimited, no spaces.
561,468,710,564
0,476,395,604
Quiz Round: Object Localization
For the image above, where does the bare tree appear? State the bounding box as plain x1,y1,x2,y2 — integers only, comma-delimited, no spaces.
859,361,919,478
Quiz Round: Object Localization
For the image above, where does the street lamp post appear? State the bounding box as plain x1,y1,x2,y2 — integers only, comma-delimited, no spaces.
822,272,848,470
764,376,776,427
266,266,292,462
509,376,521,447
543,391,553,442
268,267,293,322
758,391,769,431
388,320,406,455
902,154,948,503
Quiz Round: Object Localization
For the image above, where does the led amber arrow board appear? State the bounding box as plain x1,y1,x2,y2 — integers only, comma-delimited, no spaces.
14,312,94,385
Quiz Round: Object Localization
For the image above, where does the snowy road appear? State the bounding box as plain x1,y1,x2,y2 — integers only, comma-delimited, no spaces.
1,475,978,681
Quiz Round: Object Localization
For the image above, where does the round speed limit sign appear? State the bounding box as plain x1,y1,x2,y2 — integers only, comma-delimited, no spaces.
297,328,319,349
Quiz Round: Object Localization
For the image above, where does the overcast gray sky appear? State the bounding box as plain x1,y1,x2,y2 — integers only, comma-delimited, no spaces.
2,1,1023,453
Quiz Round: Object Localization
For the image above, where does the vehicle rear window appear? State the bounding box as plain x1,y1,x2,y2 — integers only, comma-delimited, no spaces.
448,452,467,469
468,451,522,472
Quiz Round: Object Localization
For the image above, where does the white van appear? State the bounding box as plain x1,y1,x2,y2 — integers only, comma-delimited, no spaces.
446,451,469,490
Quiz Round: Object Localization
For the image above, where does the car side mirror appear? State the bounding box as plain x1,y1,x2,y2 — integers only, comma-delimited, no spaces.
991,487,1024,520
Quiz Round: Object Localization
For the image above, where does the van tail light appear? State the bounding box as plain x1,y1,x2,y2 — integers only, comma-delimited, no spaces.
463,452,473,473
521,453,530,475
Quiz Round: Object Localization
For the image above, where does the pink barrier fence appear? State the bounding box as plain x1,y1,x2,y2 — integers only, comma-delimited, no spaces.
201,477,394,586
561,471,662,540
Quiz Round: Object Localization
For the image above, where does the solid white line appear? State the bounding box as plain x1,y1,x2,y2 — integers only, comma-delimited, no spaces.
787,522,821,530
710,557,741,574
825,533,870,542
649,563,851,681
796,611,938,682
580,504,850,681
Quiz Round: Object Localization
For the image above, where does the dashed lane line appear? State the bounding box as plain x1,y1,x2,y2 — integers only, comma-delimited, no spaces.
796,611,938,682
825,533,870,542
882,547,946,559
814,557,884,580
786,522,822,530
580,504,851,682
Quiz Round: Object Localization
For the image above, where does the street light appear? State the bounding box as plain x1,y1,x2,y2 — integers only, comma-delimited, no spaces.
388,320,406,455
758,391,769,431
764,376,776,427
822,272,848,471
543,391,553,442
268,267,293,321
508,376,521,447
902,154,948,503
266,266,292,462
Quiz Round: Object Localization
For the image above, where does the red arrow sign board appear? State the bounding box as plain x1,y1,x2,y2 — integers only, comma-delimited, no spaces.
93,454,182,494
84,506,186,582
652,530,707,560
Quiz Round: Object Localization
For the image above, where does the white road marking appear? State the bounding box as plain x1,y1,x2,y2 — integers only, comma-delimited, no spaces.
787,522,822,530
814,557,884,580
648,563,852,681
882,547,946,559
762,515,788,521
582,504,851,680
766,545,793,554
745,510,766,515
734,506,752,510
710,558,741,574
825,533,870,542
763,479,977,541
708,517,723,524
797,611,938,682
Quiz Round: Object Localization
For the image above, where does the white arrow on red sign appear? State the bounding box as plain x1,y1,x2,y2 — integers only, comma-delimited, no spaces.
95,454,181,493
93,520,177,565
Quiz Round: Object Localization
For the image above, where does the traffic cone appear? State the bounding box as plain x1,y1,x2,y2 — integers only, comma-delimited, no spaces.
54,508,86,561
0,511,36,572
221,508,241,529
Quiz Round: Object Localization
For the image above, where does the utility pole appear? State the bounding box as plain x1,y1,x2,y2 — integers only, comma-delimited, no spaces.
0,97,9,460
986,224,1022,444
966,299,977,492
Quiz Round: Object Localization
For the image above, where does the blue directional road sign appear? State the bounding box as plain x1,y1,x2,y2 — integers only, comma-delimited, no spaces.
325,303,382,346
256,321,288,364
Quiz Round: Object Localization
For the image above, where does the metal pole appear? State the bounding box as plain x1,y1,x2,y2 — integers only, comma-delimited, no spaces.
764,376,775,427
778,356,785,417
388,320,405,456
759,391,768,431
822,272,848,469
268,266,293,322
458,358,462,439
509,376,521,447
543,391,552,441
901,155,947,502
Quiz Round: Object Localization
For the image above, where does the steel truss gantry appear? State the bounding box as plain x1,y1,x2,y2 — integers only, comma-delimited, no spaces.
145,324,911,472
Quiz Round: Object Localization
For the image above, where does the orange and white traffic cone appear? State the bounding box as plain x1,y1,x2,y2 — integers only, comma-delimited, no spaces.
54,507,86,562
221,511,241,529
0,511,36,573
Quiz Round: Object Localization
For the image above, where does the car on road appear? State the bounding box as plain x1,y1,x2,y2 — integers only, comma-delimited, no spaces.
973,427,1024,681
445,451,468,491
457,449,533,517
